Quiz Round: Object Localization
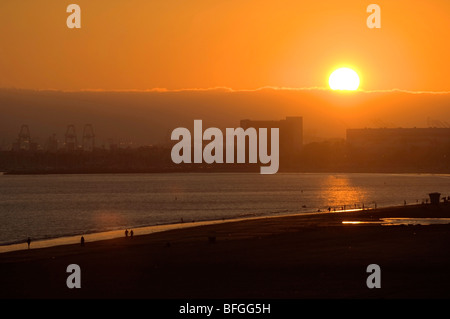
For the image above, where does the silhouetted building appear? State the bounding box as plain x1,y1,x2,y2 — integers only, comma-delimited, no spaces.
82,124,95,152
240,116,303,154
45,134,58,153
347,128,450,151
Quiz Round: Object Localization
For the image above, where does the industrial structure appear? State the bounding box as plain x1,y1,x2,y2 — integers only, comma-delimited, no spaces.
64,124,78,152
12,125,38,151
9,124,98,152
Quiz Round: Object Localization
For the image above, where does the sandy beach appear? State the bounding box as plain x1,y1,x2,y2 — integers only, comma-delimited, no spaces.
1,203,450,299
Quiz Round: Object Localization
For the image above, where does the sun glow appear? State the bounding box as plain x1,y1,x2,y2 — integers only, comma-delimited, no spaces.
329,68,360,91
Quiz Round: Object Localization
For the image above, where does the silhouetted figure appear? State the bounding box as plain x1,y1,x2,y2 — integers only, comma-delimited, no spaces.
125,229,129,237
81,236,85,246
27,237,31,249
130,230,134,238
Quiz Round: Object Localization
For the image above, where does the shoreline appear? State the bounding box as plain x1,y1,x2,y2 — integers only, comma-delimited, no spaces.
0,208,362,254
3,169,450,175
2,202,450,299
0,216,263,254
1,202,448,254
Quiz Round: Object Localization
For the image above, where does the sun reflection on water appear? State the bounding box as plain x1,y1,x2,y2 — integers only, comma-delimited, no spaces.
321,175,368,211
342,218,450,226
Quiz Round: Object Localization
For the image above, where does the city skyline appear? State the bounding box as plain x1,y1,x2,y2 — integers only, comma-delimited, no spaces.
1,87,449,150
2,111,449,175
4,111,450,152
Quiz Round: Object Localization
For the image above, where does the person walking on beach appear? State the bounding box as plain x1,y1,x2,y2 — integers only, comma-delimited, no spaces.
26,237,31,249
125,229,129,237
81,236,85,247
130,230,134,238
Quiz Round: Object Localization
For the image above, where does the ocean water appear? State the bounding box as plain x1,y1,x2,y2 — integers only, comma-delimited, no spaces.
0,172,449,246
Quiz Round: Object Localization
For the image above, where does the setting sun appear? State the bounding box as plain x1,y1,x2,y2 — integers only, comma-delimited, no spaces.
329,68,360,91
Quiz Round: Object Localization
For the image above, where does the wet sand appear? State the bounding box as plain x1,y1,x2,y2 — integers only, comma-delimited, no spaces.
1,203,450,299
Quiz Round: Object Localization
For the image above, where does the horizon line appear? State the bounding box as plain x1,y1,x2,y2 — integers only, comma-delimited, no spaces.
1,86,450,95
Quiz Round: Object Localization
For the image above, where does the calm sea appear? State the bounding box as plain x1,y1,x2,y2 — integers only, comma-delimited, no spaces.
0,172,449,246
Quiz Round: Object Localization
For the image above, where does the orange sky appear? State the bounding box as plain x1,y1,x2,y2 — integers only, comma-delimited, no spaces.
0,0,448,91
